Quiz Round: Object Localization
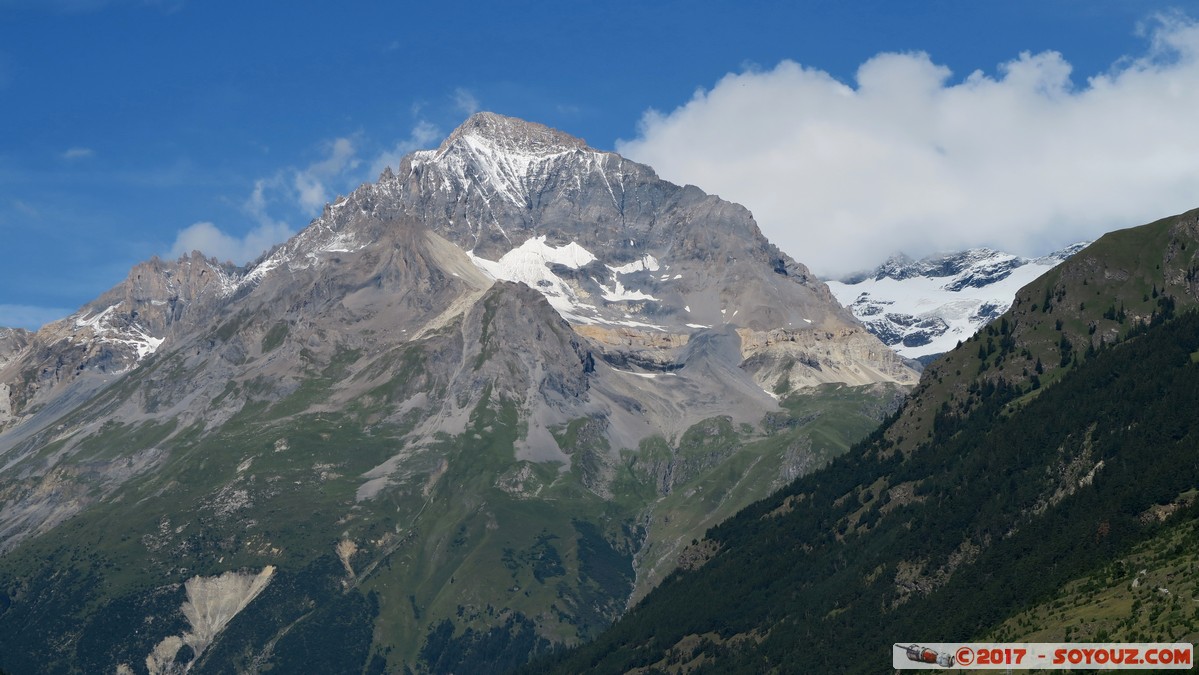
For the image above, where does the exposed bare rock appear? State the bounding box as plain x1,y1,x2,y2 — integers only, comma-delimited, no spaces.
739,326,919,393
0,253,238,435
146,566,276,675
0,328,29,369
677,538,721,571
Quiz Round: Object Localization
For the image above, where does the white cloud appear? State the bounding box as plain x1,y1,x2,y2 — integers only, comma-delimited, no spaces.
166,118,450,267
370,120,442,176
244,177,289,230
452,87,480,116
616,13,1199,279
292,136,359,213
62,147,94,160
169,220,292,265
168,173,299,265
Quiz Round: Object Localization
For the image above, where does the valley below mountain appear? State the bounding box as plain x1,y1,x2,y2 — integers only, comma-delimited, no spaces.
535,207,1199,673
0,113,917,674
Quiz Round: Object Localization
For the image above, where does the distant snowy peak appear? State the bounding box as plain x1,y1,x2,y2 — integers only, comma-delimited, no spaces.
68,304,165,363
407,111,619,210
828,244,1089,359
43,252,241,370
0,252,239,431
1033,242,1089,264
847,245,1084,285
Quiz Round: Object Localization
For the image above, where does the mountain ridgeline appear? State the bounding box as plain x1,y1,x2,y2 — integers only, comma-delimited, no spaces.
0,113,916,674
533,207,1199,673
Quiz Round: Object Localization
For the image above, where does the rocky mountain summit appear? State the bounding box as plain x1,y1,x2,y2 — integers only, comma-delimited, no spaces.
0,113,916,674
827,244,1086,360
0,254,238,432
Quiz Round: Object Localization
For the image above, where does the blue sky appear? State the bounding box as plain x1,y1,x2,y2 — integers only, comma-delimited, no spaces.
3,1,1198,329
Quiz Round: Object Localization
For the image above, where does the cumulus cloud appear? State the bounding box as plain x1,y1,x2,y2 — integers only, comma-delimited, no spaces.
169,220,292,265
169,174,298,265
617,13,1199,279
168,121,447,265
293,136,359,212
370,120,442,176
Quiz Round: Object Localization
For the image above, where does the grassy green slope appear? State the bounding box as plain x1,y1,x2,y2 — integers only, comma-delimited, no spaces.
0,347,902,674
985,512,1199,646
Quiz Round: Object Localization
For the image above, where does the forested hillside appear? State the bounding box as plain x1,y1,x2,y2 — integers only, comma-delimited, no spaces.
531,275,1199,674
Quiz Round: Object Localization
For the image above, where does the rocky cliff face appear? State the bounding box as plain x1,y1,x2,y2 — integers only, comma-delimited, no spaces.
0,328,29,369
0,329,29,429
0,113,916,674
0,253,239,435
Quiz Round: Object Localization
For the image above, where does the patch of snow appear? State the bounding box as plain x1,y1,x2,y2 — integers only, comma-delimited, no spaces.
609,254,660,275
606,317,667,330
317,230,360,254
467,235,599,319
684,305,691,312
71,304,165,361
827,253,1070,358
441,133,576,207
210,265,241,297
74,304,117,331
599,279,659,303
685,323,710,329
614,369,657,379
242,254,285,286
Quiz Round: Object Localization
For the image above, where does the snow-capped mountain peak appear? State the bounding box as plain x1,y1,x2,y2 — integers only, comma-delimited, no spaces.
828,244,1088,360
439,111,589,158
406,112,612,210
